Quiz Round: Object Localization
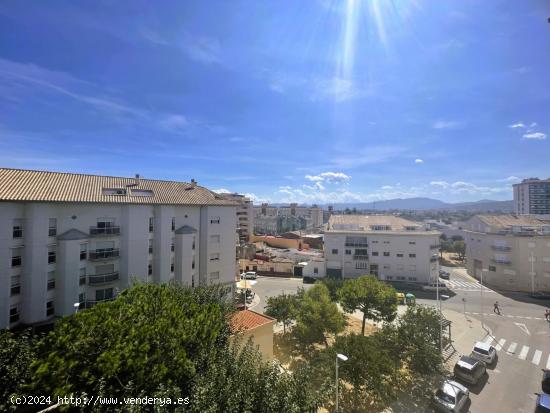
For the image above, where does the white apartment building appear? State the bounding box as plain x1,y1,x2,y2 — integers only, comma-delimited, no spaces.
254,203,324,234
217,193,254,243
0,168,237,330
324,215,440,284
513,178,550,218
464,215,550,293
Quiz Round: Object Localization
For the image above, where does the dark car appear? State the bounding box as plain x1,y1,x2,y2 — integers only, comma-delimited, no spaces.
439,270,450,280
302,276,317,284
530,292,550,300
543,370,550,394
536,394,550,413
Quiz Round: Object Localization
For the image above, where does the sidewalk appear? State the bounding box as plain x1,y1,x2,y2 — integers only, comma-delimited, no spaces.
441,308,487,368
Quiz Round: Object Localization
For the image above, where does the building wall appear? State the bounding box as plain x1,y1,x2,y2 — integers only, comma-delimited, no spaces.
324,231,439,283
239,258,294,275
465,231,550,292
250,235,310,250
231,322,275,360
0,201,236,330
513,179,550,216
302,258,326,278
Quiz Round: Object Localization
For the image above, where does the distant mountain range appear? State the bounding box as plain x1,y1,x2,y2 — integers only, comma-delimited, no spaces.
272,197,513,212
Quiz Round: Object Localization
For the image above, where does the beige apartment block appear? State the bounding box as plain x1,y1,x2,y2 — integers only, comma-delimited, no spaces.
464,215,550,293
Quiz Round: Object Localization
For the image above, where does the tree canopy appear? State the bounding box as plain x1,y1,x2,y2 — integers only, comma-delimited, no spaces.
264,292,299,334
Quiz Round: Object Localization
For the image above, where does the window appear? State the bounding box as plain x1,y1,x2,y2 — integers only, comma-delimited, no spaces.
171,241,175,252
48,246,56,264
383,252,390,257
13,219,23,238
79,268,86,285
46,301,54,317
396,253,404,258
314,267,319,274
331,249,339,255
11,248,22,267
210,271,220,280
9,306,20,324
80,244,87,260
48,218,57,237
192,260,195,269
345,249,352,255
355,261,369,269
408,277,417,281
10,275,21,296
489,266,496,272
386,276,393,280
192,237,196,250
171,262,174,272
383,265,390,270
210,253,220,261
149,217,154,232
148,264,152,276
409,253,416,258
210,217,220,224
210,234,221,243
383,241,390,244
372,251,379,256
96,288,114,301
371,240,379,244
397,276,406,281
47,271,55,290
78,293,85,307
172,217,176,231
408,241,416,245
148,239,153,254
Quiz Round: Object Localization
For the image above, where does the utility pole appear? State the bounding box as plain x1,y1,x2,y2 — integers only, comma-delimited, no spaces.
530,251,535,295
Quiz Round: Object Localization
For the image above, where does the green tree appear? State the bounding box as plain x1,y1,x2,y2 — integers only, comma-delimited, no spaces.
319,277,344,302
453,240,466,260
395,305,443,375
338,276,398,335
0,330,37,411
294,283,345,348
332,333,400,412
264,292,298,334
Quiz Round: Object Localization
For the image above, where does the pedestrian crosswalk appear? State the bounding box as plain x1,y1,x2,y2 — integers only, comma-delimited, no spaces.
483,335,550,367
446,279,495,292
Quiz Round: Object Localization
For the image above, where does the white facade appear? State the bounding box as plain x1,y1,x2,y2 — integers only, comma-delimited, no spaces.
217,193,254,242
0,202,236,330
253,203,324,234
513,178,550,218
324,215,440,284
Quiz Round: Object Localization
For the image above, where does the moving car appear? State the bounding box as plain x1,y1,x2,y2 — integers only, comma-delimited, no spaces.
439,270,450,280
453,355,486,385
423,282,449,292
536,394,550,413
433,380,470,413
470,341,497,365
530,291,550,300
240,271,257,280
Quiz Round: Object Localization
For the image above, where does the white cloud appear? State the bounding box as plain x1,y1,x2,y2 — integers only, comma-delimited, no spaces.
509,122,525,129
381,185,393,190
430,181,450,188
310,76,374,102
523,132,546,140
433,120,461,129
305,171,351,184
497,176,521,182
183,36,221,64
414,158,424,164
213,188,231,194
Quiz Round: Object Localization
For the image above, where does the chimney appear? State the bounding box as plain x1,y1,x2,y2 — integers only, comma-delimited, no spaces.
135,174,140,186
191,178,197,187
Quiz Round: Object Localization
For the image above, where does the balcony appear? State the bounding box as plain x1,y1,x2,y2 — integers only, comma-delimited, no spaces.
85,297,115,308
88,272,119,285
491,258,512,265
491,245,511,251
345,243,368,248
88,249,120,261
90,226,120,236
353,255,369,261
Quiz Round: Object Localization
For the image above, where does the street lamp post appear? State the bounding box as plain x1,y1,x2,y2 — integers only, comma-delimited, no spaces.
335,353,348,413
73,302,80,314
481,269,488,329
530,251,535,295
439,294,450,353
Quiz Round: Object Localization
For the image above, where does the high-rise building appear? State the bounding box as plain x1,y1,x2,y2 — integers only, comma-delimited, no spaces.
513,178,550,218
253,203,323,234
0,168,237,330
216,193,254,243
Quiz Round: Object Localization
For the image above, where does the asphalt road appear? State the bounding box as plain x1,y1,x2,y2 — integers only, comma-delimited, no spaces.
251,268,550,412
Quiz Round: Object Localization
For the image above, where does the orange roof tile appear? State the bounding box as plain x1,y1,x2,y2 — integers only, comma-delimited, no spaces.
229,310,275,333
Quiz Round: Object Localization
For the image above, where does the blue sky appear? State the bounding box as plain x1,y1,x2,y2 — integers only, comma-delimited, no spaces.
0,0,548,204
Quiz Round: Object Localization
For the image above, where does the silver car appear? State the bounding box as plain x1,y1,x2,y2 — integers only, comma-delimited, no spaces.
470,341,497,365
433,380,470,412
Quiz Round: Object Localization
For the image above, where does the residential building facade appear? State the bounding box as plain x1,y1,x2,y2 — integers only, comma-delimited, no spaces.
513,178,550,218
253,203,324,234
464,215,550,293
324,215,440,284
217,193,254,243
0,168,237,330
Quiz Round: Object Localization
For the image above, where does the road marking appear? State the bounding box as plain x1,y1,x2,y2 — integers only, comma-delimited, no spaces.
518,345,530,360
507,342,517,353
496,338,506,351
514,322,531,336
532,350,542,365
547,355,550,369
483,335,494,345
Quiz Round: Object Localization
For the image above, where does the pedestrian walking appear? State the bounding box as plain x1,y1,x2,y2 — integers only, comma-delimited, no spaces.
545,309,550,322
493,301,501,315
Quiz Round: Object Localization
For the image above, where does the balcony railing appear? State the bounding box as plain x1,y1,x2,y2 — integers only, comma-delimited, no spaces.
491,245,511,251
90,226,120,236
345,243,368,247
491,258,512,265
88,272,119,285
353,255,369,261
88,249,120,261
85,297,115,308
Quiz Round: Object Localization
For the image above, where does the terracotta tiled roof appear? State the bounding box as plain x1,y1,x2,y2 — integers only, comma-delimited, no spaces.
0,168,237,206
229,310,275,333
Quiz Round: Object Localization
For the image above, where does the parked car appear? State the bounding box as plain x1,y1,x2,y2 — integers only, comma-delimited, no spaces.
453,355,487,385
536,394,550,413
302,276,317,284
432,380,470,413
396,292,405,305
470,341,497,365
240,271,257,280
530,292,550,300
439,270,450,280
542,370,550,394
423,282,449,292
